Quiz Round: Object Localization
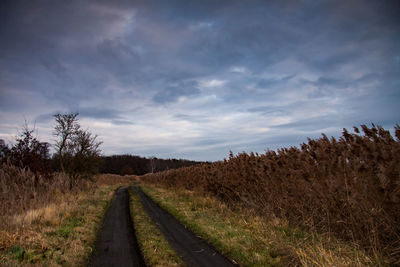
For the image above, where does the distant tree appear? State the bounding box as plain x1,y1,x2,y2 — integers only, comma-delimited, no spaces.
53,113,80,172
68,128,102,176
53,113,102,186
100,154,149,175
121,165,134,175
0,139,10,163
149,156,157,173
9,122,51,174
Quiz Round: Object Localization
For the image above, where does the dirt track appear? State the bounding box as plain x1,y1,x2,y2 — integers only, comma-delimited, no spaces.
90,185,237,267
134,186,238,267
89,186,145,267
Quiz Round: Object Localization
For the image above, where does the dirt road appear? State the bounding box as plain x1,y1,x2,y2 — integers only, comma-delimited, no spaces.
134,186,238,267
90,185,237,267
89,186,145,267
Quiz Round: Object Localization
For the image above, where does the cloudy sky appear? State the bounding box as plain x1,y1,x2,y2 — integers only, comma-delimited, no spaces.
0,0,399,161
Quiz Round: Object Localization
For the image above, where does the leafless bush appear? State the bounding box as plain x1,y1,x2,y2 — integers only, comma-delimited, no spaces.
142,125,400,263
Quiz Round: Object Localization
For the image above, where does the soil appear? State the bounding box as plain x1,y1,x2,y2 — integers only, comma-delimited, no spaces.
89,185,238,267
134,186,239,267
89,186,146,267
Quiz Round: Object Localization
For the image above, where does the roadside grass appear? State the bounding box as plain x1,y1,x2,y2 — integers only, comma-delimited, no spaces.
129,186,185,267
140,182,379,267
0,183,122,266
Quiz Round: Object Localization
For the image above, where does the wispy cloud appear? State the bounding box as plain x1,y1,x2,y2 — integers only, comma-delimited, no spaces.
0,0,399,161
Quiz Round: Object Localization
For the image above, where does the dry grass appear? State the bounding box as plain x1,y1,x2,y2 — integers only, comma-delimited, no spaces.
141,125,400,264
140,183,378,267
0,162,91,229
0,165,135,230
0,167,134,266
0,184,121,266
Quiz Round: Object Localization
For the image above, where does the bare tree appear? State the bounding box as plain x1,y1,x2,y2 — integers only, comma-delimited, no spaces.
9,122,51,174
53,113,80,172
73,129,102,157
149,156,157,173
53,113,102,186
70,129,103,177
0,139,10,163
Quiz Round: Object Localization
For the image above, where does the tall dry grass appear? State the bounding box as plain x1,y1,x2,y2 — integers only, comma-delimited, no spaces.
142,125,400,264
0,162,136,229
0,162,93,230
0,165,134,264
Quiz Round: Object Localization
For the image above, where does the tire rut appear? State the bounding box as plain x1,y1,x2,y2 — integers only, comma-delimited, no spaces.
134,186,238,267
89,186,146,267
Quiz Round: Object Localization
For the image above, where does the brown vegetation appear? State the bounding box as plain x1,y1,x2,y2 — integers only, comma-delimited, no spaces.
141,183,376,266
0,162,90,229
0,113,109,229
0,161,134,230
0,183,120,265
95,173,137,186
0,115,135,265
141,124,400,264
0,169,133,265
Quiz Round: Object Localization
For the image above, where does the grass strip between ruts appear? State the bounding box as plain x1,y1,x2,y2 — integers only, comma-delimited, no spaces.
129,186,185,267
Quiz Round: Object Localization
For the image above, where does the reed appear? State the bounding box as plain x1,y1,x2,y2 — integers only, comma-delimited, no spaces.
142,125,400,264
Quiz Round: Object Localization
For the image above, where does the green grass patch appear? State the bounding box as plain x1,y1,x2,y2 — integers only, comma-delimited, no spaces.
51,215,85,238
129,187,185,267
8,245,26,261
140,183,378,267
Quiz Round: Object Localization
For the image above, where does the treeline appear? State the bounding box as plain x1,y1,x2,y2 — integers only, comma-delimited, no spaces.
141,124,400,264
0,114,203,178
100,154,203,175
0,114,102,181
0,113,103,227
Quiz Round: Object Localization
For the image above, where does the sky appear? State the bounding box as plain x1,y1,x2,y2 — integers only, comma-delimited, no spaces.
0,0,399,161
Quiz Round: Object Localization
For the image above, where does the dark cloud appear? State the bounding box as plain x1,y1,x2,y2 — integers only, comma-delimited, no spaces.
35,113,57,123
247,106,286,117
39,57,68,79
272,115,347,132
77,107,122,120
256,75,295,89
193,138,227,147
153,80,200,103
111,119,134,125
0,0,399,160
35,107,125,123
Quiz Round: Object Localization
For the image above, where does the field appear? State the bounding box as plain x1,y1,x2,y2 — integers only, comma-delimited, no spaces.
0,124,398,265
141,125,400,265
139,182,377,266
0,169,135,265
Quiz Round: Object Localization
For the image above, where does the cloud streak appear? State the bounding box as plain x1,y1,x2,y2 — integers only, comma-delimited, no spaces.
0,0,399,161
